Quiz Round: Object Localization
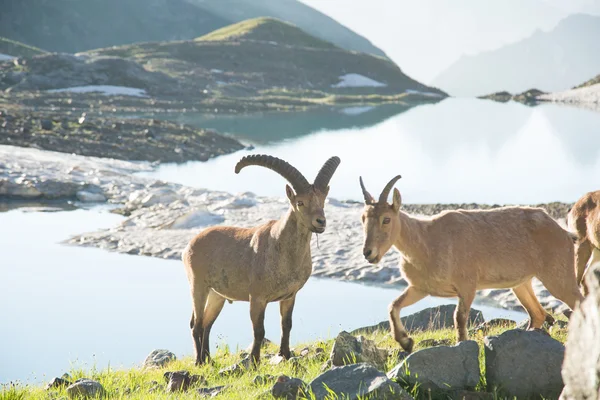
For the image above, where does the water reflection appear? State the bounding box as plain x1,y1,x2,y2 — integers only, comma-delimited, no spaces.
143,99,600,204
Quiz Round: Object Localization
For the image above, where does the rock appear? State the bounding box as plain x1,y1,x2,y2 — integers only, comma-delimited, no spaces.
245,337,274,353
197,385,227,397
271,375,307,399
219,356,252,377
41,119,53,130
164,370,204,392
211,194,257,210
253,374,276,386
387,340,480,391
140,188,179,207
485,329,564,399
330,331,388,370
299,347,310,357
167,208,224,229
76,190,107,202
560,264,600,400
309,363,412,400
46,377,71,390
351,305,484,334
66,379,105,399
143,349,176,368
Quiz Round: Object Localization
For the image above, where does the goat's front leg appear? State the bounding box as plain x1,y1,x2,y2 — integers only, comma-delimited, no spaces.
278,295,296,359
455,291,475,342
249,296,267,365
389,286,427,353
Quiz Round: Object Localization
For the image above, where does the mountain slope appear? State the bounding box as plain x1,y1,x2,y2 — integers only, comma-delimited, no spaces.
0,37,47,58
431,14,600,97
78,18,444,100
0,0,386,58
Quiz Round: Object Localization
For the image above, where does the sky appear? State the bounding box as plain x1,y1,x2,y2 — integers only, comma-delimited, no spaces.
300,0,600,84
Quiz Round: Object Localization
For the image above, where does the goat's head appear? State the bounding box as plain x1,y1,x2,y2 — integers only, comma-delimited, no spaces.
235,154,341,233
358,175,402,264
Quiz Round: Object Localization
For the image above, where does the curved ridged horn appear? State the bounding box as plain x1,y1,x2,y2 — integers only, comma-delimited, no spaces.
359,176,375,204
235,154,310,193
378,175,402,203
313,156,341,190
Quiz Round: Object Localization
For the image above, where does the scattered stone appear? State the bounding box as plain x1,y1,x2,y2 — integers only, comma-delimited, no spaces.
218,356,252,377
143,349,176,368
271,375,307,399
330,331,388,370
270,355,286,365
560,264,600,400
46,377,71,390
310,363,412,400
197,385,227,397
76,190,107,202
300,347,310,357
164,370,205,392
485,329,564,398
351,305,484,334
166,209,224,229
41,119,53,130
245,337,274,353
66,379,105,399
253,374,276,386
388,340,480,391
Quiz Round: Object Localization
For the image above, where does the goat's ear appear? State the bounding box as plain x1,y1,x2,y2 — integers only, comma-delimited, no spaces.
392,188,402,213
285,184,296,202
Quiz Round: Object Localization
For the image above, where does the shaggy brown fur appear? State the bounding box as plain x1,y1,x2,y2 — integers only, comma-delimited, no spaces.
568,190,600,296
359,175,583,352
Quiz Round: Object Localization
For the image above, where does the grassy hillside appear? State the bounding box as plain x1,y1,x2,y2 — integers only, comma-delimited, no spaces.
574,73,600,89
0,37,46,58
81,18,445,101
432,14,600,96
2,320,569,399
0,0,386,58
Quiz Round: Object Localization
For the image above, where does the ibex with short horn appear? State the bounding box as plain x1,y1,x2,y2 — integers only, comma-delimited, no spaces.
568,190,600,296
183,154,340,365
359,175,583,352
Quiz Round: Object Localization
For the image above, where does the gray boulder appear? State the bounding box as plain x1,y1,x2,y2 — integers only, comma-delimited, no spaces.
351,305,484,334
560,264,600,400
330,331,388,370
485,329,564,399
66,379,105,399
143,349,176,368
271,375,307,399
387,340,480,391
197,385,227,397
309,363,412,400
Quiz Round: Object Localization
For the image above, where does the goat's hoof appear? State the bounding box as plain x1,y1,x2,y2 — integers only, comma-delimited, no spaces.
400,337,414,353
545,314,556,326
278,351,291,360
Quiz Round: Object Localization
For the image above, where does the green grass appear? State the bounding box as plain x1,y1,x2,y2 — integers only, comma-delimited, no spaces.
1,315,570,400
0,37,47,58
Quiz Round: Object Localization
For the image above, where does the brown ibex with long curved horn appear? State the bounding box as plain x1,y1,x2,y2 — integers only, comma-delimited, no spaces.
183,154,340,365
359,175,583,353
568,190,600,296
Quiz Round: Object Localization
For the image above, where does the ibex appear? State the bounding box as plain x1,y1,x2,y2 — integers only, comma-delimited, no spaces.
359,175,583,352
568,190,600,296
183,154,340,365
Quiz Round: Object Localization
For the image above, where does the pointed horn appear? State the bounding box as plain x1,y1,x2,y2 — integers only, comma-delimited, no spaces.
378,175,402,203
359,176,375,204
313,156,341,190
235,154,310,193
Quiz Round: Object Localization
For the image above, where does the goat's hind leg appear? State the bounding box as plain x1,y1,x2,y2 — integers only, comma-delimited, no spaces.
455,290,475,342
388,286,427,353
278,295,296,359
512,280,548,330
199,290,226,363
190,282,210,366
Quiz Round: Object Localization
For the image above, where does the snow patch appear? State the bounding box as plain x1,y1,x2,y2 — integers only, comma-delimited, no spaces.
0,53,15,61
405,89,443,98
47,85,148,97
332,73,386,88
537,83,600,104
340,106,375,116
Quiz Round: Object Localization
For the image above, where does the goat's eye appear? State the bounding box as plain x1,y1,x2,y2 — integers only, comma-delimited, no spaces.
383,217,391,225
297,201,304,206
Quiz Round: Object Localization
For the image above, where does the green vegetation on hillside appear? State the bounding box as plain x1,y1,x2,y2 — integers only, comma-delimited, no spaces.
197,17,337,50
574,73,600,89
1,320,569,399
0,37,46,58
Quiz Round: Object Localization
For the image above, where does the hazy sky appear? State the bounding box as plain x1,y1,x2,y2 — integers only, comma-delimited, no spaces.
300,0,600,84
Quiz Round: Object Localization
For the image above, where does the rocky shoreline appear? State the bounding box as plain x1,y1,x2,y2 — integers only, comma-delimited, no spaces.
0,144,577,316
